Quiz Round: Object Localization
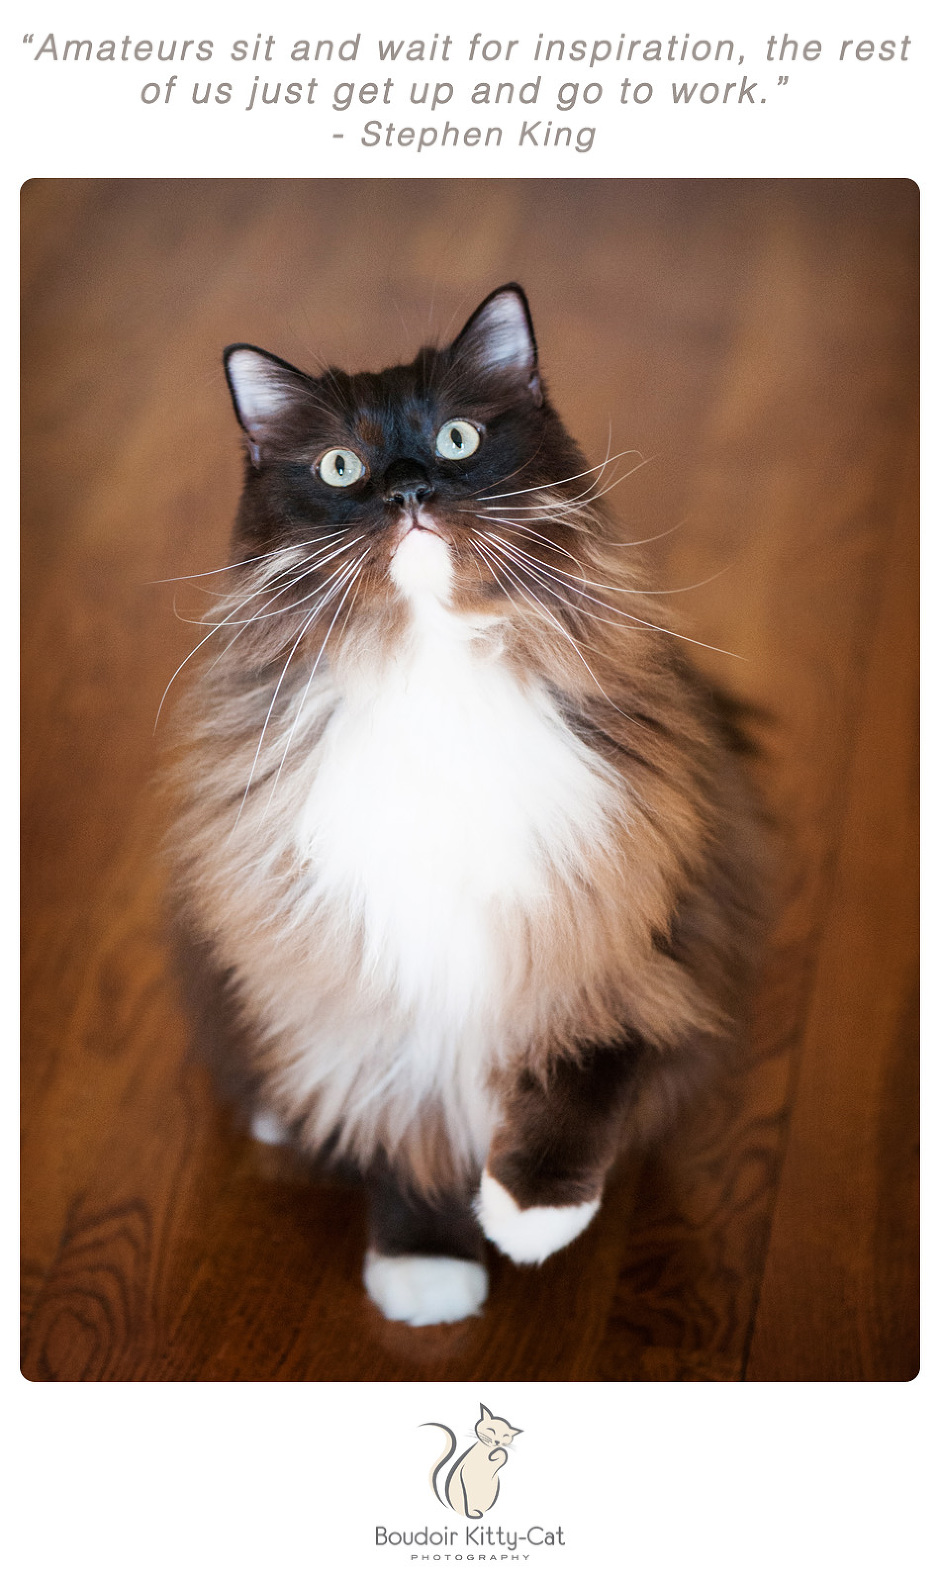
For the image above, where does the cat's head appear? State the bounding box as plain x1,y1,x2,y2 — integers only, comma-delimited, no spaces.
474,1402,522,1449
220,285,603,666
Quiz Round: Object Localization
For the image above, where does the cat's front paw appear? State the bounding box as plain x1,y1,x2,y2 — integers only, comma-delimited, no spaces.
476,1172,601,1265
363,1253,488,1326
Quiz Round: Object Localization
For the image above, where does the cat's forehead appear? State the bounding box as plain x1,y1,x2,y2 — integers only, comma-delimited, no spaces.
320,344,498,430
305,354,477,454
327,352,443,415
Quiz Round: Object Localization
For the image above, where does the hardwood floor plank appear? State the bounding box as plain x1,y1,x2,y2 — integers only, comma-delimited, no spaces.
745,433,919,1381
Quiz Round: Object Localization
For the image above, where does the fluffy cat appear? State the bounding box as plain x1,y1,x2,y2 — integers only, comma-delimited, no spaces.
425,1404,522,1518
168,284,765,1327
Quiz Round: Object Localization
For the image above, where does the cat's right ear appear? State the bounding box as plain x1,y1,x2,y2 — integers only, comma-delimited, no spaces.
223,345,307,467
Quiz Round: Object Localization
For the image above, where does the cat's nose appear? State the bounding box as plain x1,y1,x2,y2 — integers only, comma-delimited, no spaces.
383,461,434,509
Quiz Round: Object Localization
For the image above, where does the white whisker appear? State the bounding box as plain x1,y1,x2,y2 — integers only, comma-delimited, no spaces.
229,555,367,829
154,568,307,732
172,553,319,627
150,529,355,585
484,532,733,599
178,553,335,679
484,532,743,661
176,536,368,626
607,520,686,550
477,446,646,502
469,515,588,574
471,534,640,726
262,551,370,812
476,453,656,525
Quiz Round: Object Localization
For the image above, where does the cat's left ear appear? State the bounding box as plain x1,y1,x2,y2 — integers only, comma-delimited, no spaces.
479,1403,493,1421
452,285,542,405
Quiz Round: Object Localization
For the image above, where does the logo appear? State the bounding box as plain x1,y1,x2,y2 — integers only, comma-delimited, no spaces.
422,1402,523,1519
373,1404,566,1553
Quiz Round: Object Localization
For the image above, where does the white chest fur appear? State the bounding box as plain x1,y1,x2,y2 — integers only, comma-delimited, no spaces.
294,585,616,1031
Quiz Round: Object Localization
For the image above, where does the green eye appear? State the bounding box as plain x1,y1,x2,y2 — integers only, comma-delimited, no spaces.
435,419,481,460
317,448,365,487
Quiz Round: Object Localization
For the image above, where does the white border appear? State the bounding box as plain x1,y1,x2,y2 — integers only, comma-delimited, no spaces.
12,2,931,1575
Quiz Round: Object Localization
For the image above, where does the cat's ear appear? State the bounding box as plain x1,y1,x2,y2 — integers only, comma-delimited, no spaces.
223,344,308,466
452,285,542,404
479,1403,493,1420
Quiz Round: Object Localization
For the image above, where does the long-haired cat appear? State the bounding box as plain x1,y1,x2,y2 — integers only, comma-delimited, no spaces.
425,1404,522,1518
168,284,765,1327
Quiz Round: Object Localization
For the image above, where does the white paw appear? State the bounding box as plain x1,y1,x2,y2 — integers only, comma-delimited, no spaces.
363,1253,488,1326
248,1107,290,1146
476,1171,601,1265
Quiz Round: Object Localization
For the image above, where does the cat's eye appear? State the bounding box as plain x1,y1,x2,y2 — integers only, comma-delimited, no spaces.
316,448,365,488
435,419,481,460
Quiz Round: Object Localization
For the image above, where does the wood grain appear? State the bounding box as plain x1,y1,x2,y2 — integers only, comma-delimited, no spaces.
21,179,918,1381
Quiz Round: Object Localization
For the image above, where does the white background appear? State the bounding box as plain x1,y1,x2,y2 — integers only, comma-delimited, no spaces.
11,3,932,1575
11,3,932,176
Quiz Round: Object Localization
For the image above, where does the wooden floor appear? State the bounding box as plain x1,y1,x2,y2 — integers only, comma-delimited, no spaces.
21,179,918,1382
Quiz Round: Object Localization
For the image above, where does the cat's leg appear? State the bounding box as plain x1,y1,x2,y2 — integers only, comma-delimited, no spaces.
363,1173,488,1326
478,1038,644,1265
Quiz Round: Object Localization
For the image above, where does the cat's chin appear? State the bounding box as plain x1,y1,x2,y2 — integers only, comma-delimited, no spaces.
363,1251,488,1326
390,519,453,602
476,1171,601,1264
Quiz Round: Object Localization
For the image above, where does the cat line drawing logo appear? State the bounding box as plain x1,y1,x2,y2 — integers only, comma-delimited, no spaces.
423,1404,523,1519
373,1405,566,1552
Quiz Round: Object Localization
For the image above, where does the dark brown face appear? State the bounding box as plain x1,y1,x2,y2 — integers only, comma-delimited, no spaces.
222,285,592,662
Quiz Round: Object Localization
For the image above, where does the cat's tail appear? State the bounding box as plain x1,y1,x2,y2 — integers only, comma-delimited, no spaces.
422,1423,457,1507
